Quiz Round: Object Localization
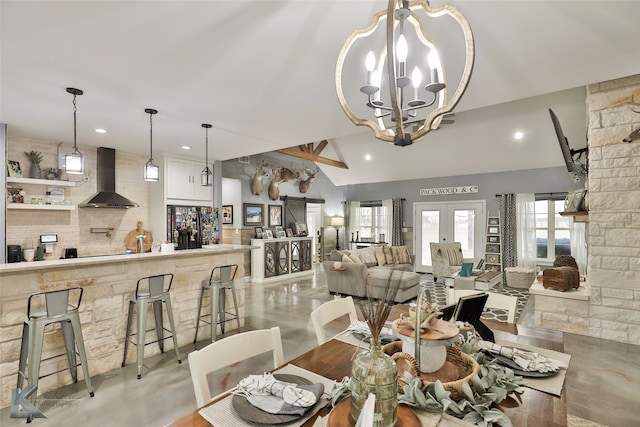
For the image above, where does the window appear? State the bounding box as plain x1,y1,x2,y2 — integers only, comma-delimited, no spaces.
535,199,571,261
354,205,389,242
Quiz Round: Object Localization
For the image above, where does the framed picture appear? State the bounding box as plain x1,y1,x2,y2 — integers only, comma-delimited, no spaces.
244,203,264,226
269,204,282,226
488,218,499,225
565,189,586,212
487,254,500,264
7,160,22,178
254,226,263,238
274,225,284,236
488,226,499,235
486,244,500,253
295,222,308,237
285,228,294,237
277,230,286,238
488,236,499,243
222,205,233,224
264,229,274,239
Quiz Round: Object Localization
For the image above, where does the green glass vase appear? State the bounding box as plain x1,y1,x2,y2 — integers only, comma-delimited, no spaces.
350,338,398,427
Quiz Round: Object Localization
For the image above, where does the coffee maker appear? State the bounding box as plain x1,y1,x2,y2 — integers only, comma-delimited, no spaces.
7,245,22,263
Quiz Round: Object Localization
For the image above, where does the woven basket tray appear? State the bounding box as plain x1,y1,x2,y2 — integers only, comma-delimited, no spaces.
505,269,535,289
382,341,480,400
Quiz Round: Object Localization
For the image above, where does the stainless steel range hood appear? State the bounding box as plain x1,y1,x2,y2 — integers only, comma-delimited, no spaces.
79,147,139,208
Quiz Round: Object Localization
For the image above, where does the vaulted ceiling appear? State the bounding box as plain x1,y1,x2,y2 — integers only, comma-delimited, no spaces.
2,1,638,185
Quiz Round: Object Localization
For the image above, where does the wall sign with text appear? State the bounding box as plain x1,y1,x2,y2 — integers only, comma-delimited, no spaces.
419,185,478,196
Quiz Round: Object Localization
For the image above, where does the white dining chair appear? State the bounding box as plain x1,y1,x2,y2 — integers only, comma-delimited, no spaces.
310,296,358,345
188,326,284,408
447,289,518,323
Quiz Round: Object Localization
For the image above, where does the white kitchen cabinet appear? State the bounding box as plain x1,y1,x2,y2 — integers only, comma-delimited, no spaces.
165,157,212,203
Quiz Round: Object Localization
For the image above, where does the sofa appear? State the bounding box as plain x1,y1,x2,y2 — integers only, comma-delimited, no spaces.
322,245,420,303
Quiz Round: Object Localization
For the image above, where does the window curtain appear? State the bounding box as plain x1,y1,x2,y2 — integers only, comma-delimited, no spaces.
392,198,404,246
382,199,393,243
500,194,518,271
516,193,536,269
570,221,587,275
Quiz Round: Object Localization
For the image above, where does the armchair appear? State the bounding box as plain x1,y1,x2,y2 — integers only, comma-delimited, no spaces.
430,242,475,282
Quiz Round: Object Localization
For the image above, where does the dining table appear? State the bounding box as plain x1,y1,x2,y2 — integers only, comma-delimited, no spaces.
164,305,568,427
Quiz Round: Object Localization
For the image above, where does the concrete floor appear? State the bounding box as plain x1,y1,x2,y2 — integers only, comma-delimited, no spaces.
2,266,639,427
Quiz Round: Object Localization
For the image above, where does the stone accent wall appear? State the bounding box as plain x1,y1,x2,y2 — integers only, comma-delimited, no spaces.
587,74,640,345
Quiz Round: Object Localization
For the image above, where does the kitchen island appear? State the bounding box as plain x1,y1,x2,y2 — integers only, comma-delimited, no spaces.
0,244,255,408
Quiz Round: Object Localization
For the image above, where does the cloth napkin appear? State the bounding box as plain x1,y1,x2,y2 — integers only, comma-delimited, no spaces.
233,373,324,415
477,340,568,373
347,320,393,341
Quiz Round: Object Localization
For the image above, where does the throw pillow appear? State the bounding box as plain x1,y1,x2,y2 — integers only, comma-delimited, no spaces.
349,254,363,264
358,247,378,266
330,250,349,261
341,254,354,263
382,246,395,264
374,246,386,266
445,247,463,266
392,246,411,264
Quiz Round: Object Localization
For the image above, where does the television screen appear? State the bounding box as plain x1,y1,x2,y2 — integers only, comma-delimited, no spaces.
549,108,587,183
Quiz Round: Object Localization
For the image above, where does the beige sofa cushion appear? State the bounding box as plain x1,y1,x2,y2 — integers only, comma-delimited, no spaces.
374,246,387,266
357,247,378,267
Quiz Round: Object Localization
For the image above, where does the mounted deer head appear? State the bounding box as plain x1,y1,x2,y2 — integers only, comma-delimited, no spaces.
279,165,299,182
298,166,319,194
251,158,269,196
268,167,283,200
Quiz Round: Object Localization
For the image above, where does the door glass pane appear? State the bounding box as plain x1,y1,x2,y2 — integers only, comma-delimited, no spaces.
421,211,440,265
453,209,475,259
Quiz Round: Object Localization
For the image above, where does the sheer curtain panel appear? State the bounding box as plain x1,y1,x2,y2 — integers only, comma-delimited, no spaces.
516,193,537,269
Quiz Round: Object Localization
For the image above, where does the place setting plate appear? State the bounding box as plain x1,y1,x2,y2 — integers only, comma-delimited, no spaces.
231,374,316,424
484,352,559,378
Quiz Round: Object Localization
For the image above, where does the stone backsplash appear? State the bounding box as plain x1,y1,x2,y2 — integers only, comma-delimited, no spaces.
6,136,150,259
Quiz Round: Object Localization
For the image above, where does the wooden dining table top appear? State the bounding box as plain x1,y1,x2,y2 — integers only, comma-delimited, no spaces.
164,307,567,427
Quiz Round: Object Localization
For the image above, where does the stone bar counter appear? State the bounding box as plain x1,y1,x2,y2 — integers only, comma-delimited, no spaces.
0,244,255,408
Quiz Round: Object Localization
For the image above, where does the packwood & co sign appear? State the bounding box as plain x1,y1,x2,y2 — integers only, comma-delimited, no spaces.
420,185,478,196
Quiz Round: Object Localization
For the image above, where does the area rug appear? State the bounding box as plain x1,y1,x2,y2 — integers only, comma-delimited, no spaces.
417,274,529,323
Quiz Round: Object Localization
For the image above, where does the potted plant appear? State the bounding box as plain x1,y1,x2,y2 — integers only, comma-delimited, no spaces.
24,150,43,179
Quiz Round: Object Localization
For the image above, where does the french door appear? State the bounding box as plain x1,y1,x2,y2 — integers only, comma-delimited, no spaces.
414,201,485,273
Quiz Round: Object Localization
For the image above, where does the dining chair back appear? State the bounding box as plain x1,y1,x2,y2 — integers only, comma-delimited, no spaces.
188,326,284,408
310,296,358,345
448,289,518,323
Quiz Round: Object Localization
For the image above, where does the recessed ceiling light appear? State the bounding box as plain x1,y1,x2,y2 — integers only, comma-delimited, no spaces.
95,128,107,134
365,154,372,161
181,145,191,150
514,131,524,140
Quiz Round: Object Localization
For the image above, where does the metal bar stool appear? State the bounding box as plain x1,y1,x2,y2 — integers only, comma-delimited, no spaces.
193,264,240,343
122,273,181,379
17,287,94,403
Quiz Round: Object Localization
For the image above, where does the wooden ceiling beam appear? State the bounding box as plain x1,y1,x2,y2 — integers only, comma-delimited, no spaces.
276,143,349,169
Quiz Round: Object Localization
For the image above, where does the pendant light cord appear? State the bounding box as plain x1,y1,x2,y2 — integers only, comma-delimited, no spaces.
72,93,78,150
149,111,153,160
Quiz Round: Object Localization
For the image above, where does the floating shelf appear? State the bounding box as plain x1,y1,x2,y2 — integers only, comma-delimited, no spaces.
7,204,75,211
6,177,76,187
559,211,589,223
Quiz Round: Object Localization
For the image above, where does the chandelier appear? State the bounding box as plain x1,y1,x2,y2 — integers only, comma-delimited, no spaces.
335,0,474,146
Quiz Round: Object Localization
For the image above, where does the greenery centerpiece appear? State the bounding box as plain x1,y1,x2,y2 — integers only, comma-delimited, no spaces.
350,272,401,427
24,150,43,179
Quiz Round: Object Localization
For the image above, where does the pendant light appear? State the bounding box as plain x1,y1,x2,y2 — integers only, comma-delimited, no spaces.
200,123,212,186
144,108,159,182
65,87,84,174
